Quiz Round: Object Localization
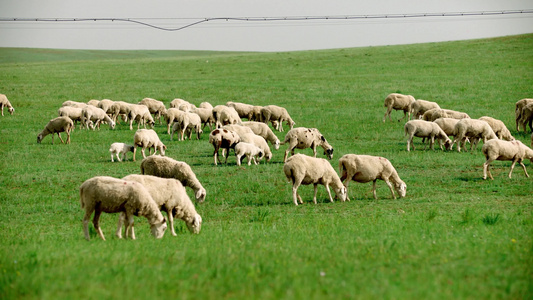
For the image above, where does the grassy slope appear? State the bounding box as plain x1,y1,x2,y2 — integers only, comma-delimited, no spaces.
0,34,532,299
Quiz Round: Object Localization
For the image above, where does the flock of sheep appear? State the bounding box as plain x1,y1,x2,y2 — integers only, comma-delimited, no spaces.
2,92,532,241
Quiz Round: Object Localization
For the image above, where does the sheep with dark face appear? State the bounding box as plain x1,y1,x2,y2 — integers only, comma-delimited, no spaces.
282,127,333,162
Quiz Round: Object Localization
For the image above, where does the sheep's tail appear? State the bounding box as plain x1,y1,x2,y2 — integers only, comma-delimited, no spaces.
79,185,85,209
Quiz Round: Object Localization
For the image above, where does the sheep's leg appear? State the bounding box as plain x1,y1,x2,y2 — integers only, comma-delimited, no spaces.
133,147,137,162
508,160,518,178
372,180,378,200
324,184,334,203
115,212,125,239
224,147,230,164
483,158,494,180
82,210,93,241
312,184,318,204
252,156,258,165
247,155,253,166
312,145,318,157
236,154,242,166
519,161,529,178
167,211,177,236
291,183,301,206
66,131,71,144
384,179,396,199
406,136,412,152
111,153,115,162
141,147,147,159
117,152,123,162
383,106,392,122
93,210,106,241
125,214,136,240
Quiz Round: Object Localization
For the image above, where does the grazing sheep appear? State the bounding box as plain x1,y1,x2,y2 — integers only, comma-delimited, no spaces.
133,129,166,162
478,116,514,141
222,124,272,161
260,105,295,132
383,93,415,122
171,112,202,141
58,106,84,129
209,128,241,165
283,153,347,205
454,119,497,152
433,118,463,150
0,94,15,116
139,97,166,124
282,127,334,162
79,176,167,241
81,105,116,130
482,139,533,180
111,101,134,124
109,142,135,162
242,121,281,149
97,99,115,114
127,104,154,130
515,98,533,131
191,107,215,131
199,102,213,110
214,106,242,128
411,99,440,119
519,103,533,133
170,98,195,111
37,116,74,144
121,174,202,236
227,101,255,120
428,109,470,122
249,105,263,121
164,108,187,134
339,154,407,200
140,155,207,203
61,100,87,108
234,142,265,166
404,120,452,151
87,99,100,107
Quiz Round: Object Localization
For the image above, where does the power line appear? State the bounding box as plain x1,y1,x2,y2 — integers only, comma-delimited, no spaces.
1,10,532,31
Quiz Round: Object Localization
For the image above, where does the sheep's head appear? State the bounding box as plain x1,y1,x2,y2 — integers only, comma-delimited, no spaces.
110,121,116,130
320,136,334,159
150,219,167,239
395,181,407,198
336,186,347,202
187,214,202,234
196,188,207,203
8,107,14,115
274,139,280,150
159,145,167,156
257,149,265,160
37,134,43,144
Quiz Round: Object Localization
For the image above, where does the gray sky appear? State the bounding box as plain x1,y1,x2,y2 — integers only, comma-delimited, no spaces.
0,0,532,51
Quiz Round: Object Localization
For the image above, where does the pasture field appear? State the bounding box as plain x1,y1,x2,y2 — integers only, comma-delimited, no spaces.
0,34,532,299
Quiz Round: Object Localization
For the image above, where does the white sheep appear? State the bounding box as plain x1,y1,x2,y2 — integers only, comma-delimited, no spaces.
281,127,334,162
37,116,74,144
191,107,215,131
227,101,255,120
433,118,463,150
127,104,154,130
139,97,166,124
222,124,272,161
404,120,452,151
454,119,497,152
140,155,207,203
242,121,281,149
170,98,196,111
79,176,167,241
515,98,533,131
58,106,84,129
111,101,134,124
61,100,88,108
519,103,533,133
249,105,263,121
0,94,15,116
214,106,242,128
87,99,100,107
199,101,213,110
383,93,415,122
260,105,295,132
339,154,407,200
133,129,166,161
121,174,202,236
209,128,241,165
234,142,265,166
411,99,440,119
171,112,202,141
109,142,135,162
163,108,187,134
283,153,347,205
97,99,115,114
428,109,470,122
81,105,116,130
478,116,514,141
482,139,533,180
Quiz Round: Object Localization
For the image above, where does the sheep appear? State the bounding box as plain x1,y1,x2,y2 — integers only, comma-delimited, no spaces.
37,116,74,144
140,155,207,203
97,99,115,114
283,153,347,205
133,129,166,162
478,116,514,141
234,142,265,166
482,139,533,180
242,121,281,149
163,108,187,134
81,105,116,130
428,109,470,122
171,112,202,141
87,99,100,107
199,102,213,110
260,105,295,132
518,103,533,133
121,174,202,236
170,98,195,111
404,120,452,151
515,98,533,131
79,176,167,241
127,104,154,130
139,97,166,124
109,142,135,162
61,100,87,108
339,154,407,200
233,129,273,162
433,118,463,150
191,107,215,131
411,99,440,119
281,127,334,162
58,106,84,129
454,119,497,152
383,93,415,122
111,101,134,124
214,106,242,128
227,101,255,120
209,128,241,165
0,94,15,116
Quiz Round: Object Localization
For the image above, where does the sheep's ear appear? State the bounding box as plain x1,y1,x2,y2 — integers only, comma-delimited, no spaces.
321,135,326,142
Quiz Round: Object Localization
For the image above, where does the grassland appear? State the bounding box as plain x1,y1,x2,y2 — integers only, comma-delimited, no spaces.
0,34,532,299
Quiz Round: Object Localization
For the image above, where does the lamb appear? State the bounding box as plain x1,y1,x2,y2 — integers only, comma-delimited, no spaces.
214,106,242,128
37,116,74,144
133,129,166,161
140,155,207,203
382,93,415,122
428,109,470,122
0,94,15,116
79,176,167,241
339,154,407,200
191,107,215,131
260,105,295,132
209,128,241,165
411,99,440,119
515,98,533,131
121,174,202,236
237,130,273,162
242,121,281,149
478,116,514,141
281,127,334,162
227,101,255,120
81,105,116,130
127,104,154,130
58,106,84,129
482,139,533,180
454,118,497,152
109,142,135,162
163,108,187,134
234,142,265,166
518,103,533,133
283,153,347,205
139,97,166,124
171,112,202,141
404,120,452,151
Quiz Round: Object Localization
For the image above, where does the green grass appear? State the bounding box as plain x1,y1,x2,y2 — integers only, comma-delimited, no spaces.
1,34,533,299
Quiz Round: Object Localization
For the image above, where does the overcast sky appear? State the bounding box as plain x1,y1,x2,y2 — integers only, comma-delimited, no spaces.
0,0,532,51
